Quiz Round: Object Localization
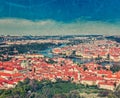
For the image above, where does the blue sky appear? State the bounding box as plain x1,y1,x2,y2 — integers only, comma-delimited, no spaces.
0,0,120,35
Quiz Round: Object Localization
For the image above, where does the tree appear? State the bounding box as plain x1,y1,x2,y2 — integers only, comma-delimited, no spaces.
53,94,67,98
114,84,120,98
24,78,30,84
98,91,109,97
108,93,118,98
68,90,80,98
107,53,110,60
110,65,120,73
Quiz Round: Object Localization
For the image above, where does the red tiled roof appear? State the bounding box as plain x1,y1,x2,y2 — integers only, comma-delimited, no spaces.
0,77,7,82
12,73,23,77
0,72,11,77
98,82,115,86
4,67,14,71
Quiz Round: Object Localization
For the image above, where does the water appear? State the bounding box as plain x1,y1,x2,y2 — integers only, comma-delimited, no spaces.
39,44,66,58
38,43,91,64
39,48,53,58
72,57,92,64
38,44,120,66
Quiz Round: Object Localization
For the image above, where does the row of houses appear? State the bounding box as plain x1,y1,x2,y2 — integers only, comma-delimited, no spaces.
52,40,120,62
0,53,120,91
0,60,27,89
25,56,120,91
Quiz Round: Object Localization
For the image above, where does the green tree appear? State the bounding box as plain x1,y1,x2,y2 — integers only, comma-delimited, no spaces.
53,94,67,98
68,90,80,98
108,93,118,98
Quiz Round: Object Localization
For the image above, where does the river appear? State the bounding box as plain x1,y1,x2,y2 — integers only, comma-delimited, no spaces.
38,44,92,64
38,43,120,66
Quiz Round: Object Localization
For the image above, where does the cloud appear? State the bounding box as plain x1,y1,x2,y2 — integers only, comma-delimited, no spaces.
0,18,120,36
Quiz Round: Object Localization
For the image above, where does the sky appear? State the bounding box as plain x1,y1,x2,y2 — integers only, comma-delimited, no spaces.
0,0,120,35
